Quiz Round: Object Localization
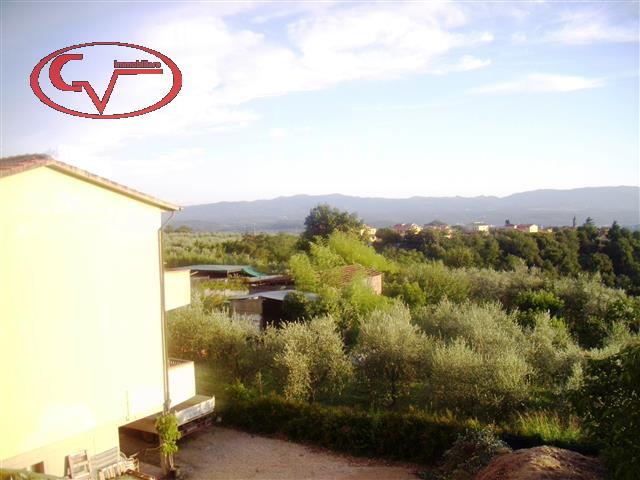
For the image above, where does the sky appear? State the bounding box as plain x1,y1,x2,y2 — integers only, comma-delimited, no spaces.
1,1,638,205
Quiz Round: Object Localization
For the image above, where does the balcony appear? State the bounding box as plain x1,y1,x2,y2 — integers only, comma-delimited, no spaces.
164,268,191,310
168,358,196,407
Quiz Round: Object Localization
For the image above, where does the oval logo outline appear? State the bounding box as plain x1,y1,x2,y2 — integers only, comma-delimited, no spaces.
30,42,182,119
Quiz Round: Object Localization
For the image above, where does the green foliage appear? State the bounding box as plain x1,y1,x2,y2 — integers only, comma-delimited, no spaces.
0,469,65,480
301,204,364,243
155,413,181,456
572,343,640,479
289,253,320,291
355,305,427,407
327,232,397,273
376,223,640,295
416,301,532,419
432,429,511,480
515,290,564,327
167,296,261,382
524,313,583,389
511,411,582,445
386,261,470,308
221,395,475,465
166,295,216,361
265,316,353,402
163,232,297,272
220,395,594,467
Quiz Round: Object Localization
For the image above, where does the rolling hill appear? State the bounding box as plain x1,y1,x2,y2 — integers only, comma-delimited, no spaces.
168,186,640,232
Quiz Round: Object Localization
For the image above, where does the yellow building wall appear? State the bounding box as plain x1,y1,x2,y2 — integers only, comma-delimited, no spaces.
0,167,167,475
164,269,191,311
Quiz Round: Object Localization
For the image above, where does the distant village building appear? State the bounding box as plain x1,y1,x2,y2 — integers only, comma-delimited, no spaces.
392,223,422,235
466,221,490,233
516,224,539,233
423,220,453,238
500,221,539,233
360,225,378,243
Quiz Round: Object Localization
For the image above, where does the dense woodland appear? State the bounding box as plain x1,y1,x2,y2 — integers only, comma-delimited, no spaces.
165,205,640,479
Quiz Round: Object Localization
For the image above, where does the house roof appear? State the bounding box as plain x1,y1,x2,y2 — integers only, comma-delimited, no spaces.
333,264,381,284
0,154,180,211
230,289,319,302
187,264,264,277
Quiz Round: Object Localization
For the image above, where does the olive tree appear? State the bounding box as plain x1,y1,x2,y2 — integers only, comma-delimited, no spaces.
267,315,352,402
355,305,427,408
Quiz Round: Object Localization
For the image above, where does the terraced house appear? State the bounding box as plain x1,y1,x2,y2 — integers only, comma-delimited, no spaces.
0,155,197,477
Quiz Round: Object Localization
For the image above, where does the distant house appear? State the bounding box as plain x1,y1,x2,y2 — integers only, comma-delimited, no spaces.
360,225,378,243
467,221,490,233
501,220,517,231
229,290,319,329
500,221,539,233
186,264,264,279
0,155,198,476
516,224,539,233
424,220,453,238
392,223,422,235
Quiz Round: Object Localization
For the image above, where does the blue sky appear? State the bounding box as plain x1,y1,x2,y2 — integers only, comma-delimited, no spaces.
1,1,638,205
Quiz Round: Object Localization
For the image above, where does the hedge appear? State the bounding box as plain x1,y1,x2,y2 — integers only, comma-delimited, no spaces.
222,395,472,464
220,395,599,465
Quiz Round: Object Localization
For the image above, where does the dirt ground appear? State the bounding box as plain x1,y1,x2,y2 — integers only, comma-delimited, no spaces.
120,426,419,480
475,446,604,480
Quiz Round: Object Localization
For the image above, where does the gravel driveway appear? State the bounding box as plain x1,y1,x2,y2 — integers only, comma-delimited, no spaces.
123,426,418,480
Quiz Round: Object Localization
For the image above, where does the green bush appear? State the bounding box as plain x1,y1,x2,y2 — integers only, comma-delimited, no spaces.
431,429,511,480
221,395,596,466
355,305,428,408
221,394,473,464
167,297,261,382
264,316,353,402
572,343,640,479
415,301,531,419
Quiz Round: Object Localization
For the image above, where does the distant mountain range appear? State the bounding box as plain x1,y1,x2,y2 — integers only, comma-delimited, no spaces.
168,186,640,232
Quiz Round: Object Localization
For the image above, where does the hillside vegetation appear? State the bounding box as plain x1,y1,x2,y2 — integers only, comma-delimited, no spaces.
165,205,640,479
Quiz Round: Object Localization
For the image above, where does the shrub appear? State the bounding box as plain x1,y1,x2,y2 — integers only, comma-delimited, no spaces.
221,395,473,464
427,338,530,420
524,313,583,389
167,296,261,382
166,295,216,360
511,411,582,445
386,261,470,307
355,305,428,407
432,429,511,480
416,301,531,419
265,316,353,402
220,395,594,467
553,275,629,348
572,343,640,479
515,290,564,328
415,300,525,359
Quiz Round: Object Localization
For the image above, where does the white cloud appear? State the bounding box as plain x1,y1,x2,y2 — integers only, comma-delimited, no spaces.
545,11,638,45
432,54,491,74
469,73,604,94
54,3,495,163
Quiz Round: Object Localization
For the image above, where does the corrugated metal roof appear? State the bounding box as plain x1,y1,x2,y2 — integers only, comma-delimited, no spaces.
188,265,248,272
230,289,319,302
0,154,180,211
187,265,264,277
